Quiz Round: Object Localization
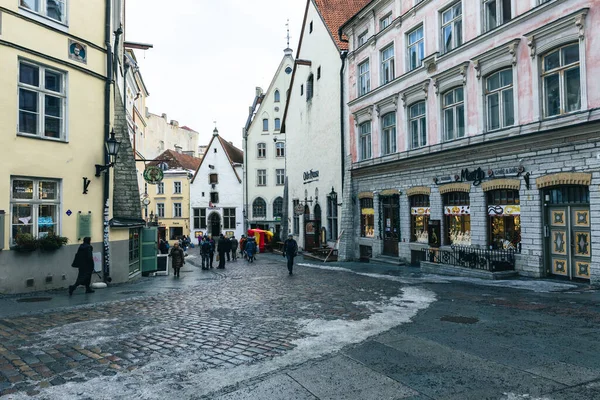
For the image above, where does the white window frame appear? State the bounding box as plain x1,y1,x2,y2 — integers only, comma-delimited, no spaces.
10,177,61,243
18,59,67,141
257,169,267,186
482,0,511,33
381,112,396,155
257,142,266,158
359,121,372,160
173,203,182,218
380,44,395,85
541,43,581,118
408,102,427,149
379,13,392,31
173,181,182,194
19,0,68,24
357,30,368,47
440,2,462,54
485,68,515,131
358,59,370,96
157,182,164,195
156,203,165,218
442,87,465,141
275,142,285,158
407,25,424,72
276,169,285,186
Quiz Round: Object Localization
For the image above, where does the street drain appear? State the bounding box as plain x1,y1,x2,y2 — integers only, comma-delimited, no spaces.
440,315,479,324
16,297,52,303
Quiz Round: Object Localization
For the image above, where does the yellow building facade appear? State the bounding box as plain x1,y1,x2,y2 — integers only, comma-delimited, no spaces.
0,1,143,294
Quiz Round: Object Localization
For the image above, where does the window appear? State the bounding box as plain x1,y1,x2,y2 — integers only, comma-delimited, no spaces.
20,0,67,23
253,198,266,218
210,192,219,204
257,143,266,158
306,74,314,101
441,2,462,53
273,197,284,219
293,199,300,234
327,192,338,241
223,208,236,229
274,90,280,102
301,84,304,96
410,195,430,242
170,227,183,241
276,169,285,186
486,69,514,130
407,26,424,71
262,119,269,132
443,192,471,245
359,121,372,160
358,31,368,46
128,228,140,275
173,203,182,218
18,61,66,139
360,198,375,238
483,0,511,32
157,182,164,195
10,178,60,242
542,44,580,117
309,21,313,33
257,169,267,186
317,66,321,80
174,181,181,194
209,173,218,184
380,13,392,31
487,189,520,250
193,208,207,229
381,113,396,155
157,203,165,218
409,101,427,149
380,45,395,85
275,142,285,157
443,87,465,141
358,60,370,96
275,118,281,131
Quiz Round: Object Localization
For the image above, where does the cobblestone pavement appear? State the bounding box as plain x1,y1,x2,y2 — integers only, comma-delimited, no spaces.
0,255,433,398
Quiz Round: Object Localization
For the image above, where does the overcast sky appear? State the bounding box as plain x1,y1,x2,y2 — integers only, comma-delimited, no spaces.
125,0,307,149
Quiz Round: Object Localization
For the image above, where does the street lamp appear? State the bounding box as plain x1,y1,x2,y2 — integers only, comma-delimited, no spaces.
95,129,121,177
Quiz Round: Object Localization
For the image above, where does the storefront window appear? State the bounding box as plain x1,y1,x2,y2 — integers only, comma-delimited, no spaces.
487,189,520,250
443,191,470,245
128,228,140,275
410,195,430,243
360,198,374,238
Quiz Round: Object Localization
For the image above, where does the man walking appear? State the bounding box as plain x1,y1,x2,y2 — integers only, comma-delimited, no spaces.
217,234,227,269
282,234,298,275
200,237,212,270
208,235,215,268
69,236,95,295
225,235,232,262
230,235,238,261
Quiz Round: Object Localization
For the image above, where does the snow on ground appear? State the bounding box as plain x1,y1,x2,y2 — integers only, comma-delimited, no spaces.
6,287,435,399
298,262,578,293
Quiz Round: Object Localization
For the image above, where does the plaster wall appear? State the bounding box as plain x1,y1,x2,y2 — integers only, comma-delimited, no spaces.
143,114,200,160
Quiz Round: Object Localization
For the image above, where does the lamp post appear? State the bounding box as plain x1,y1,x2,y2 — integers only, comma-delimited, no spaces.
95,129,121,177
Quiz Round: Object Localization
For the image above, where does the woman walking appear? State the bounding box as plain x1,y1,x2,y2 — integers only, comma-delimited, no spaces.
69,237,95,295
169,242,185,277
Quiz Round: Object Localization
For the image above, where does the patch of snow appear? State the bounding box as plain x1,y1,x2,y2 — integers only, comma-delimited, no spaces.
501,394,551,400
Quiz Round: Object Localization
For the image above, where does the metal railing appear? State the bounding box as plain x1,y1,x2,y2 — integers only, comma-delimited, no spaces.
422,245,516,272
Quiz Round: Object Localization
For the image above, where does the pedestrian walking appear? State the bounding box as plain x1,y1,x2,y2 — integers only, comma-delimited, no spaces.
230,235,238,261
225,235,232,262
169,242,185,277
239,235,247,260
208,235,215,268
245,237,257,263
159,238,169,254
283,234,298,275
217,234,227,269
69,236,95,295
200,237,212,270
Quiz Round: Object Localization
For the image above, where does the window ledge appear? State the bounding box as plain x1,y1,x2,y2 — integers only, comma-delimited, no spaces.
18,7,68,31
17,133,68,143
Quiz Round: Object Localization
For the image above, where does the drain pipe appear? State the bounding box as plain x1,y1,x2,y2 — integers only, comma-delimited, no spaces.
338,26,349,197
102,0,113,283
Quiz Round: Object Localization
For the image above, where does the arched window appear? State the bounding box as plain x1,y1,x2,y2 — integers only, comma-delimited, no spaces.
314,203,322,221
306,74,314,101
274,90,280,102
262,118,269,131
273,197,283,218
275,118,281,131
252,198,266,218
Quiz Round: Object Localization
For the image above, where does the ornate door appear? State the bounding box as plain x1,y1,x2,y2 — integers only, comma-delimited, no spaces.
381,195,399,256
548,206,591,280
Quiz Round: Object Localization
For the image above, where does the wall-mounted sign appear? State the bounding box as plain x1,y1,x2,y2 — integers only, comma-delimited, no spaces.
488,205,521,216
411,207,431,215
435,166,525,186
294,204,304,215
77,212,92,240
143,166,164,184
488,166,524,178
444,205,470,216
68,39,87,64
303,169,319,182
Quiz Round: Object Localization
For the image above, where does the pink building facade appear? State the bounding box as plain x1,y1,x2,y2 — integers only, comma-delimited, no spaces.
340,0,600,282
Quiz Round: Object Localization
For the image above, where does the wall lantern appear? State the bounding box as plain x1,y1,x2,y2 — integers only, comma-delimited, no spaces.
95,129,121,177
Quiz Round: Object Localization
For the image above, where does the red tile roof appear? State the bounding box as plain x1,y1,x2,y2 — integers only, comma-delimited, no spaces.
218,137,244,165
180,126,198,132
148,149,202,171
313,0,371,50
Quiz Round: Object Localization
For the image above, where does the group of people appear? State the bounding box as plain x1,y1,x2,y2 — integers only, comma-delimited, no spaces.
198,233,241,270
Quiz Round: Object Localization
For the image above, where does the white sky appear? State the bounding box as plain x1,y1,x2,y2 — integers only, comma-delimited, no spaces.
125,0,307,149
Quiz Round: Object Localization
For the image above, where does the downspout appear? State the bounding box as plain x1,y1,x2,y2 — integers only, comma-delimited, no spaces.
338,26,349,196
103,0,113,282
243,128,248,233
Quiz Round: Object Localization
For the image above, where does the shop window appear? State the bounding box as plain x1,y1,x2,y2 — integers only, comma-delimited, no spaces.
170,227,183,240
543,186,589,205
443,191,471,245
128,229,140,275
360,198,375,238
10,177,60,243
487,189,520,250
253,197,266,218
410,195,430,243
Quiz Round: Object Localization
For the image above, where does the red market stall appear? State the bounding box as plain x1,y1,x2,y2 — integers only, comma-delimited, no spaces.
247,229,274,253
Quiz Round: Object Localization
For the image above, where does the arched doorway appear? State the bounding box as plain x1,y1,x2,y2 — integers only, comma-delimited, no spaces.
313,203,322,247
208,212,221,238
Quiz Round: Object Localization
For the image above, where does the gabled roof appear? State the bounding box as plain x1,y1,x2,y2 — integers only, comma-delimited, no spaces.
148,149,202,171
180,126,198,132
313,0,370,51
192,134,244,184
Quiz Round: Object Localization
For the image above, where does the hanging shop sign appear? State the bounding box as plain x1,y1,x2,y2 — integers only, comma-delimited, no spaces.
294,204,305,215
488,205,521,216
143,166,164,184
435,166,525,186
303,169,319,183
411,207,431,215
444,205,470,216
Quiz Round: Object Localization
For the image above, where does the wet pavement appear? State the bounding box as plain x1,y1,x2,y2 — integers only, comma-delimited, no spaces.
0,253,599,399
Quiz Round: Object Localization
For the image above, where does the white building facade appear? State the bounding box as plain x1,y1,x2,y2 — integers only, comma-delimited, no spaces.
244,49,294,241
190,129,244,240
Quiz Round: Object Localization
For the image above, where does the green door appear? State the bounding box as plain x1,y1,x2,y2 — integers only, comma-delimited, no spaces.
141,227,158,273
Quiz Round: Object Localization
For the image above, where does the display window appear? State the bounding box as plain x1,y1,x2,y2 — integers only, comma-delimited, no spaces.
443,191,471,245
410,194,430,243
360,198,375,238
487,189,520,250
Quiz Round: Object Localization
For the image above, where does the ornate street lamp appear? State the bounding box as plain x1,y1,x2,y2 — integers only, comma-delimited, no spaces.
95,129,121,177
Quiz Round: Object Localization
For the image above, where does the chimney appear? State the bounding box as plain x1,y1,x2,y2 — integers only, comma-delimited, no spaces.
161,113,167,121
170,120,179,127
175,145,182,154
255,87,263,97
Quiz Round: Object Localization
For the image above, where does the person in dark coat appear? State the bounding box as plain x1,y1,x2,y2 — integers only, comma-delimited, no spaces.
169,242,185,277
230,235,239,261
225,235,232,262
239,235,247,259
283,234,299,275
208,235,215,268
245,237,257,263
217,234,228,269
200,237,212,270
69,237,95,295
159,239,169,254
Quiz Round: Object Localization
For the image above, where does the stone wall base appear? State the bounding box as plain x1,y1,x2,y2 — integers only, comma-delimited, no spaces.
420,261,519,280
